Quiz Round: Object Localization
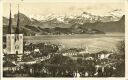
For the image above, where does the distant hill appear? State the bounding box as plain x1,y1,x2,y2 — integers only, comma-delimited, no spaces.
82,15,125,33
3,12,125,36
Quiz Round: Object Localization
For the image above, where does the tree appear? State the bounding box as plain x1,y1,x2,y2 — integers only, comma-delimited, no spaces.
3,54,18,62
77,58,82,64
117,40,125,54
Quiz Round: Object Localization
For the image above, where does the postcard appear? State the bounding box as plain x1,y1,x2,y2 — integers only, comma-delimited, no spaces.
0,0,127,80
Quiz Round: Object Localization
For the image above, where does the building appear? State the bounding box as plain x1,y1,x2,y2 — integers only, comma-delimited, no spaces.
62,49,79,56
6,4,23,61
97,51,113,60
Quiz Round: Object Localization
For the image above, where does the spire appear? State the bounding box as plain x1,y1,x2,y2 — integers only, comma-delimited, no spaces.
8,3,12,34
15,4,20,34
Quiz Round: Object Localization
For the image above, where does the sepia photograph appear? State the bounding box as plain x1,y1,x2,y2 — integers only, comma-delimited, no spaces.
2,0,125,78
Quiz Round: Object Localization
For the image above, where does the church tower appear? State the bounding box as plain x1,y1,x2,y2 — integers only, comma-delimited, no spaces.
6,4,23,61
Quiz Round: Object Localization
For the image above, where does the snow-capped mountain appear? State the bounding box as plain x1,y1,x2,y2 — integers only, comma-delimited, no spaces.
3,10,124,26
25,9,124,24
3,10,125,36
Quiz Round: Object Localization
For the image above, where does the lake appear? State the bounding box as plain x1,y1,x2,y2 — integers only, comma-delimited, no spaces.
24,33,125,53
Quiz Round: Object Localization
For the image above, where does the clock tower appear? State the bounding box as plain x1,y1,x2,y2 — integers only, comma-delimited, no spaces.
6,4,23,61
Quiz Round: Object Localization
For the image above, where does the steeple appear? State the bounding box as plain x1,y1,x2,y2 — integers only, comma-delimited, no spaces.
6,3,23,62
8,3,12,34
15,4,20,34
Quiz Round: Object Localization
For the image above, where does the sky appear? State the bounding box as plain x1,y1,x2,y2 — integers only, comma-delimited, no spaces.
2,0,125,20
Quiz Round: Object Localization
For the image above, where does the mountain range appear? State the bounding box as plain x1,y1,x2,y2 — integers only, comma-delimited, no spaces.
3,11,125,36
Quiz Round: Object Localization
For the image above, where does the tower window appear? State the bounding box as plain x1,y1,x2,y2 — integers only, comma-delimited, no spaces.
15,45,19,49
16,51,18,55
20,36,22,39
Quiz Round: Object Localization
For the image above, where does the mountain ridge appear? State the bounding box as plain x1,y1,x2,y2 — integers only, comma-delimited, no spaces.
3,12,125,36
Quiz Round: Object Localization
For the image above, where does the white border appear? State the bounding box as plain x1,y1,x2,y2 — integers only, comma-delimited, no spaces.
0,0,3,80
0,0,127,80
125,0,128,79
1,0,125,3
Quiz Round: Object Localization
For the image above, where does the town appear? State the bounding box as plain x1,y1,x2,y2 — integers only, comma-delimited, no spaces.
3,40,125,77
